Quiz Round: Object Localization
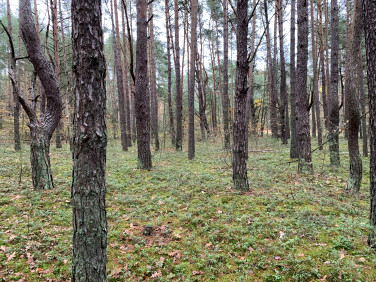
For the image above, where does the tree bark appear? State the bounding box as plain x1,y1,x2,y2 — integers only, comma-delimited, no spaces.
174,0,183,151
18,0,62,190
135,0,152,169
318,0,328,130
328,0,340,167
278,0,287,144
363,0,376,248
148,3,160,151
112,0,128,151
296,0,313,172
232,0,249,190
222,0,231,149
7,0,21,151
345,0,362,192
358,43,368,157
188,0,197,159
165,0,176,146
290,0,298,158
71,0,107,279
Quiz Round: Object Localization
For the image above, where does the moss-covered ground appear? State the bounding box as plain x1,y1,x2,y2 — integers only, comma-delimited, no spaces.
0,136,375,281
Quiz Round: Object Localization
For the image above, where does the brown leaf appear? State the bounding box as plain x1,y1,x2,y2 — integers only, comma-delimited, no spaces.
151,270,162,278
192,271,204,276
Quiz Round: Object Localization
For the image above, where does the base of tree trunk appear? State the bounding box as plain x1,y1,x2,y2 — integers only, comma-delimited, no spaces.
329,135,340,167
30,127,54,190
346,153,362,192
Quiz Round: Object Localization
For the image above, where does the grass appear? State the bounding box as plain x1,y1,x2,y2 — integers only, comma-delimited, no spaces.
0,134,376,281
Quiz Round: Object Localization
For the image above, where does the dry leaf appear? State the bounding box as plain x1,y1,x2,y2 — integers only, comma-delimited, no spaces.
151,270,162,278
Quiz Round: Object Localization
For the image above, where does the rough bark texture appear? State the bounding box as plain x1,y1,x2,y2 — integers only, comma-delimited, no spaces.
290,0,298,158
232,0,249,191
71,0,107,279
296,0,313,173
277,0,287,144
19,0,62,190
358,45,368,157
135,0,152,169
222,0,231,149
344,0,363,192
174,0,182,151
148,3,160,151
363,0,376,247
188,0,197,160
318,0,328,130
328,0,340,167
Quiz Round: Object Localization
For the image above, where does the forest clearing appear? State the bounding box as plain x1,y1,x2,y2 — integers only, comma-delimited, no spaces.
0,137,375,281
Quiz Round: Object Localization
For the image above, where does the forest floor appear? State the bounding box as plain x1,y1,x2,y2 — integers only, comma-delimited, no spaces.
0,136,375,281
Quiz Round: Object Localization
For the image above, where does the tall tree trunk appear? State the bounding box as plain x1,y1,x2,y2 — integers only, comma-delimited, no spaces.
121,0,132,147
318,0,328,130
345,0,362,192
232,0,249,190
222,0,231,149
264,1,278,138
363,0,376,248
71,0,107,279
7,0,21,151
278,0,287,144
51,0,62,149
296,0,313,172
148,3,160,151
188,0,197,160
358,43,368,157
246,0,258,137
135,0,152,169
165,0,176,146
328,0,340,167
174,0,182,151
112,0,128,151
273,9,279,138
18,0,62,189
290,0,298,158
310,0,323,149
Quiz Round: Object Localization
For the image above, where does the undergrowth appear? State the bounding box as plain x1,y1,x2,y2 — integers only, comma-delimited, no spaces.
0,136,375,281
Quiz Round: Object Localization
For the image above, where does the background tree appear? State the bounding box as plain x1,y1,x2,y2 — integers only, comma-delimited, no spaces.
135,0,152,169
71,0,107,279
296,0,312,172
232,0,249,190
222,0,230,149
290,0,298,158
175,0,183,151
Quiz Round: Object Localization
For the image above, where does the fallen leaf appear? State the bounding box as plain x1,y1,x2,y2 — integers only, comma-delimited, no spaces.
279,231,284,239
340,249,345,260
7,252,16,262
151,270,162,278
192,271,204,275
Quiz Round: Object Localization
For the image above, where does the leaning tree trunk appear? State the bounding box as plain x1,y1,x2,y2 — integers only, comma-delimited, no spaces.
232,0,249,191
71,0,107,279
328,0,340,167
296,0,313,172
18,0,62,190
135,0,152,169
363,0,376,248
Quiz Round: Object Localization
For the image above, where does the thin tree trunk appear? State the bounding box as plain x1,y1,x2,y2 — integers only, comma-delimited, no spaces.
318,0,328,130
135,0,152,169
278,0,287,144
51,0,62,149
358,43,368,157
174,0,182,151
7,0,21,151
222,0,231,149
112,0,128,151
165,0,176,146
148,3,160,151
290,0,298,158
328,0,340,167
296,0,313,172
232,0,249,190
71,0,107,279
